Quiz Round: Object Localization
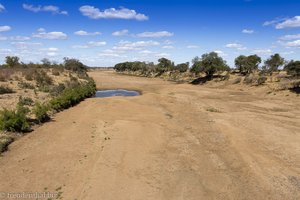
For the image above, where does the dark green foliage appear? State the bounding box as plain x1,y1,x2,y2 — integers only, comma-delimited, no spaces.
0,85,14,94
174,63,189,73
114,61,148,72
0,104,30,132
49,79,96,111
32,102,49,123
190,56,202,75
41,58,51,68
5,56,20,68
156,58,174,73
235,55,261,75
191,52,229,77
263,54,285,74
284,60,300,77
63,57,87,72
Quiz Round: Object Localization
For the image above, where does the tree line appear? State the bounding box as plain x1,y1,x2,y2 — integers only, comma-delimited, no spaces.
1,56,87,73
114,52,300,78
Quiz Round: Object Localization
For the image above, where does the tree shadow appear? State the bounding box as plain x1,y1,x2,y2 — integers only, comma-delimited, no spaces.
190,75,226,85
289,87,300,94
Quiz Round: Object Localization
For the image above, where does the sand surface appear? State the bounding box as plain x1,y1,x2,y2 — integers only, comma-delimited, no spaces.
0,71,299,200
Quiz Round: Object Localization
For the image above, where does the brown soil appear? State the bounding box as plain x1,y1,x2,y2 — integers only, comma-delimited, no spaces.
0,71,299,200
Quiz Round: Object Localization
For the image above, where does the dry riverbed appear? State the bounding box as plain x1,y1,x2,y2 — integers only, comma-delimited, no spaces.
0,70,299,200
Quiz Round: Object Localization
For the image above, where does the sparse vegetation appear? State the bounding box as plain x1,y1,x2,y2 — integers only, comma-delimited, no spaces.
18,96,34,106
18,81,35,89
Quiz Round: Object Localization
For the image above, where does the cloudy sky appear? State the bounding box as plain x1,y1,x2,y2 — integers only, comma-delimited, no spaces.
0,0,299,67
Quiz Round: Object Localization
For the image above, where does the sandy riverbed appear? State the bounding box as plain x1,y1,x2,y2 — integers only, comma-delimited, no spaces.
0,70,299,200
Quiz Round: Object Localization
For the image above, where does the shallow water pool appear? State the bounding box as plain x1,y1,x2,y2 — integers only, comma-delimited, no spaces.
95,89,140,98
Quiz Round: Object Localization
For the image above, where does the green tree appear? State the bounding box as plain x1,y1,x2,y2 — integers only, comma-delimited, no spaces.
284,60,300,77
175,62,189,73
190,56,202,75
235,55,247,74
5,56,20,68
156,58,174,73
245,55,261,74
41,58,51,68
235,55,261,75
264,53,285,74
199,52,229,78
63,57,87,72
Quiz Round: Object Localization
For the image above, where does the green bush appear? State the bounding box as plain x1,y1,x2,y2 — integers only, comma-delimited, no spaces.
50,79,96,111
32,102,49,123
0,104,30,132
0,85,14,94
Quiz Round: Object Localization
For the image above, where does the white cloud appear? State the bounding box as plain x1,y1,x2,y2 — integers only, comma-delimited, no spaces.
242,29,254,34
281,40,300,48
214,50,227,57
79,5,148,21
23,4,68,15
112,29,129,36
187,45,199,49
0,49,12,55
139,50,154,54
252,49,272,55
47,52,58,57
275,16,300,29
155,53,170,57
279,34,300,41
0,4,5,12
32,29,67,40
48,47,58,52
136,31,173,38
87,41,106,47
10,36,31,41
74,30,101,36
113,40,160,51
162,45,174,49
225,43,246,50
0,26,11,32
11,42,42,50
164,40,174,45
264,16,300,29
0,36,7,41
263,17,287,26
282,51,294,55
72,41,106,49
98,53,125,58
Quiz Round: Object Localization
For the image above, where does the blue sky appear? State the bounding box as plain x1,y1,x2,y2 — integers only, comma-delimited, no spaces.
0,0,299,67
